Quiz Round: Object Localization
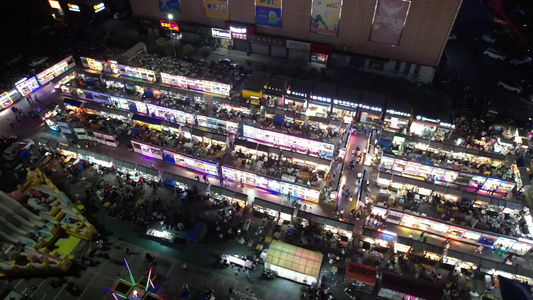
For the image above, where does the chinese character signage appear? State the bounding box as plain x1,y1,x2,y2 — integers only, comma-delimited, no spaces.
159,0,181,14
255,0,282,28
160,20,180,31
370,0,411,46
310,0,342,36
204,0,229,20
15,77,40,97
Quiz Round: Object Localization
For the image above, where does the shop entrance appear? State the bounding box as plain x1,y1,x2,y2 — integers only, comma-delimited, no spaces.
311,52,328,64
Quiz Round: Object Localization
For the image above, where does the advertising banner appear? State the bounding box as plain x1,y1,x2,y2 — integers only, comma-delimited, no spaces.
310,0,342,36
369,0,411,46
204,0,229,20
159,0,181,14
255,0,282,28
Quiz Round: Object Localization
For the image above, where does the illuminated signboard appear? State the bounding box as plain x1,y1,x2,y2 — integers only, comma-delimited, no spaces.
212,28,231,39
86,58,103,71
49,0,61,9
0,92,13,109
94,3,105,13
230,26,248,40
15,77,40,97
160,20,180,31
67,3,80,12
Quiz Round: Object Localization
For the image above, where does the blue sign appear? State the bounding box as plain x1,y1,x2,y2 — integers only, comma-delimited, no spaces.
256,5,281,28
159,0,181,13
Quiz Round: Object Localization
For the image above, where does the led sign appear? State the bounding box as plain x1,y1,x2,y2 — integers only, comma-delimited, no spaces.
311,95,331,103
416,116,440,124
0,92,13,109
49,0,61,9
160,20,180,31
386,109,410,117
94,3,105,13
15,77,40,97
230,26,247,34
67,3,80,12
212,28,231,39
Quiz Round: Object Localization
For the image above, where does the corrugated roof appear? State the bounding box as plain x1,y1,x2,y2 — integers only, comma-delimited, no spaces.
264,240,322,279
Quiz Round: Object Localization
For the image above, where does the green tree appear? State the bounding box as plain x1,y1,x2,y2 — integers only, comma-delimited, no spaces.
200,47,211,58
182,44,194,58
156,38,167,49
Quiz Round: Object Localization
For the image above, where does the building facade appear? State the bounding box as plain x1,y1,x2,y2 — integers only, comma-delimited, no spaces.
130,0,463,82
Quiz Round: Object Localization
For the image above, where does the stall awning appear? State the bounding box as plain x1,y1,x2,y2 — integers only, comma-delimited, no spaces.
479,258,498,270
462,192,476,200
257,144,269,153
269,147,281,155
447,188,462,197
396,236,412,246
392,176,405,184
506,201,521,210
234,192,248,202
108,107,130,117
433,185,448,194
410,240,429,252
381,271,442,300
63,98,83,107
57,143,69,151
446,250,464,260
308,116,330,124
498,263,517,275
516,266,533,278
491,198,506,207
281,206,293,215
188,180,208,191
210,185,225,195
234,139,246,147
378,172,392,181
441,143,455,152
346,262,376,286
462,254,481,266
212,134,227,142
254,197,281,211
476,195,491,203
245,141,258,151
131,113,162,125
192,129,205,137
222,189,235,198
136,164,160,178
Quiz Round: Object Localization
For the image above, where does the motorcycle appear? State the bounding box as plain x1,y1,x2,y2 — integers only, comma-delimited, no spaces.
262,270,275,279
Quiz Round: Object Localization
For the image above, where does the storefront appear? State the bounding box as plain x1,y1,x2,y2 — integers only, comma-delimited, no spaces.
162,171,189,191
284,79,313,113
242,125,335,159
410,115,440,138
362,228,396,252
211,28,232,49
435,122,455,141
130,140,163,160
378,271,442,300
241,71,270,101
160,72,231,97
136,164,161,182
0,88,22,110
264,240,323,285
357,91,385,125
113,159,137,181
210,186,248,209
383,109,410,133
163,149,219,176
332,87,360,124
84,151,112,167
307,83,336,117
286,40,311,63
80,57,157,82
263,75,290,108
15,76,40,97
221,165,321,202
253,197,293,225
225,23,255,52
345,262,376,294
36,56,76,86
249,34,287,58
310,43,332,65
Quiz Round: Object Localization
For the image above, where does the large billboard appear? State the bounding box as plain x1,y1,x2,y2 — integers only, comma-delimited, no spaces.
310,0,342,36
159,0,181,13
256,0,282,28
369,0,411,46
204,0,229,20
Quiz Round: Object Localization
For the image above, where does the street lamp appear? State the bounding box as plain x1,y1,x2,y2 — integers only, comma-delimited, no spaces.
168,14,176,58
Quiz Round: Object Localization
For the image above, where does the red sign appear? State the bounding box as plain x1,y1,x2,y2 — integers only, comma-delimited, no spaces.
160,20,180,32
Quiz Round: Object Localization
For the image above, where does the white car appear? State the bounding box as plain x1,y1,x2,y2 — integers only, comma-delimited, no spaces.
219,58,238,68
482,34,496,43
484,48,506,60
510,55,532,65
28,57,50,67
497,80,523,94
3,139,34,161
448,33,457,40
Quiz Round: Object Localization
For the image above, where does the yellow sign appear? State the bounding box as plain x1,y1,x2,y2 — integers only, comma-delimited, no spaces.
204,0,229,20
49,0,61,9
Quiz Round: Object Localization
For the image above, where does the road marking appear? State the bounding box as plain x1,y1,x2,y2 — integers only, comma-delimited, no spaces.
78,272,98,299
52,285,66,300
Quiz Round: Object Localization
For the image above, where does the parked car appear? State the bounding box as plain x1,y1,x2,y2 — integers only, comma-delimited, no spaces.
4,54,23,66
3,139,34,161
484,48,506,60
497,80,523,94
482,34,496,43
510,55,532,65
448,33,457,40
219,58,238,68
28,57,50,67
114,11,129,20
